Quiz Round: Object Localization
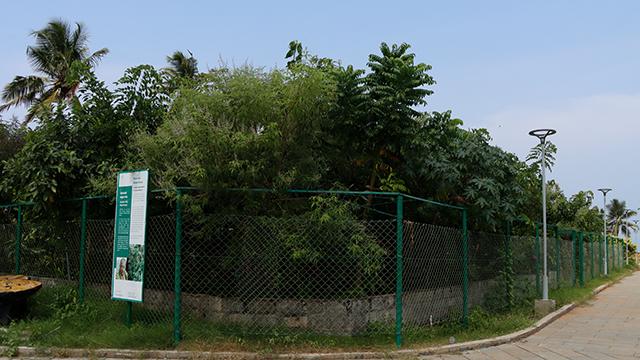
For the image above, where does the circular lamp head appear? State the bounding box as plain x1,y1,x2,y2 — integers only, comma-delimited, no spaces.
528,129,557,142
597,188,612,195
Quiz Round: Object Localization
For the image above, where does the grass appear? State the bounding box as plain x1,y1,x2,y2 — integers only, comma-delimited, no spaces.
549,264,636,307
0,266,635,355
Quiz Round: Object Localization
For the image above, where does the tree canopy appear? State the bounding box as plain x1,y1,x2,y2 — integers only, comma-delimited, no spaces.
0,23,629,234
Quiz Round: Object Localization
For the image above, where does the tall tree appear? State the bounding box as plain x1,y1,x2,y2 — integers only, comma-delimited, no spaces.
607,199,638,237
165,50,198,79
362,42,435,190
0,20,108,122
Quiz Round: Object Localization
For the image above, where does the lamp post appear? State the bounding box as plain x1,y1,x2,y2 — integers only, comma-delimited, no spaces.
529,129,556,301
598,188,611,276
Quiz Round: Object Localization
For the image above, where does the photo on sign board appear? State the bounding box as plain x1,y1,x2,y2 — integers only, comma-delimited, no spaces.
127,244,145,282
115,257,128,280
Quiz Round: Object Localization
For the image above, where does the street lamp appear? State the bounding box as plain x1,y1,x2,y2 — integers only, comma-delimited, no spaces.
598,188,611,275
529,128,556,301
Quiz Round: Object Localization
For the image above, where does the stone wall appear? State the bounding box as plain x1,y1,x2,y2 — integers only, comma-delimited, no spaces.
34,273,544,335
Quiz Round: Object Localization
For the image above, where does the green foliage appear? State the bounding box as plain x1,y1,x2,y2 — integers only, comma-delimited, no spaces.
545,185,604,232
606,198,638,237
526,141,557,171
0,117,26,162
165,50,199,79
114,65,170,134
193,195,387,299
0,33,630,237
0,129,82,204
404,115,527,229
127,244,145,282
365,42,434,153
291,196,386,281
134,65,334,191
47,288,92,321
285,40,304,68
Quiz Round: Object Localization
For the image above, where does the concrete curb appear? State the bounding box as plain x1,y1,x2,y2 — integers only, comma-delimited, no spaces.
3,278,624,359
593,282,611,295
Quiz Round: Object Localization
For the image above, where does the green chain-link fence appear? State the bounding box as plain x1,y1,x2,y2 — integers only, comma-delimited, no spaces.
0,189,631,348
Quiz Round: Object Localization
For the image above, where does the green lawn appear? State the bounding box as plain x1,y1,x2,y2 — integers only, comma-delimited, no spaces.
0,266,634,355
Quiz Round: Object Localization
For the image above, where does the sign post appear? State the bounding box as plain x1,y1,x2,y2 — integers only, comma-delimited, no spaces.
111,170,149,311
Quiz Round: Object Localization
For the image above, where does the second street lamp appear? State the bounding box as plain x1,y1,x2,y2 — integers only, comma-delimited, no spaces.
598,188,611,276
529,128,556,302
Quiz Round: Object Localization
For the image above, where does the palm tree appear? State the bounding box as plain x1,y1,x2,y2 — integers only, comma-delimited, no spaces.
526,141,557,171
165,50,198,79
606,199,638,237
0,20,108,123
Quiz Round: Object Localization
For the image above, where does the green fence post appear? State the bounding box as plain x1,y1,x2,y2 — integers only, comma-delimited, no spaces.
612,238,615,271
617,239,619,269
554,225,562,289
621,239,624,267
571,230,576,287
126,302,132,327
604,235,607,275
535,223,540,296
14,205,22,274
611,239,614,271
462,208,469,327
618,240,622,269
612,239,615,270
590,233,595,280
613,239,618,270
173,188,183,344
578,232,584,287
617,239,620,269
599,233,603,276
78,198,88,303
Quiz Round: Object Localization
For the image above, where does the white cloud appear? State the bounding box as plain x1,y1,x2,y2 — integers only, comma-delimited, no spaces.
482,93,640,218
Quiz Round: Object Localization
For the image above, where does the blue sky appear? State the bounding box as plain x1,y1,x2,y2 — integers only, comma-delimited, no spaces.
2,0,640,233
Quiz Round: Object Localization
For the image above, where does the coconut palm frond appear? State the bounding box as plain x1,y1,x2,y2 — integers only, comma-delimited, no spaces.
1,19,108,121
1,75,47,111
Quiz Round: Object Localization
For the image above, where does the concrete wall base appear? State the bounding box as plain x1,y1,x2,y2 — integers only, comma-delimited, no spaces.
534,299,556,317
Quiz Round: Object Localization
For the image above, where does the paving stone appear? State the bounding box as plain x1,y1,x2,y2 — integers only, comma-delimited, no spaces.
421,271,640,359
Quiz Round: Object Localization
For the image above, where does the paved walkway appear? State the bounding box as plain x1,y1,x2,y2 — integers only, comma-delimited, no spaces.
421,271,640,359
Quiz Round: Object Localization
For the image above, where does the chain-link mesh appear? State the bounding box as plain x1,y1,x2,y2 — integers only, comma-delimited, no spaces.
0,223,15,274
558,231,574,287
512,234,537,298
180,212,397,339
584,234,592,282
403,222,463,329
0,194,627,348
80,213,176,329
467,231,508,311
18,216,80,281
